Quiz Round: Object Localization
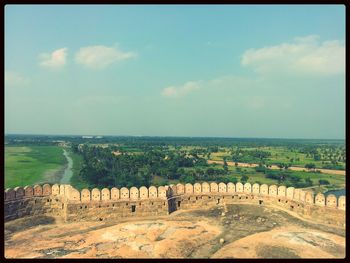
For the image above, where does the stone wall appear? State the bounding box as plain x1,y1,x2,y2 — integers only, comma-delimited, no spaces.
4,182,346,227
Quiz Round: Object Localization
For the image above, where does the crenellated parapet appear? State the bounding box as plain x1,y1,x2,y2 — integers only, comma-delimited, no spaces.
4,182,346,225
4,182,346,210
168,182,346,210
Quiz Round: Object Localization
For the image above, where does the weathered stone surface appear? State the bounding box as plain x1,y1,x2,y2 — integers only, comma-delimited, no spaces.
149,186,157,198
43,184,51,196
210,183,218,193
101,188,110,201
24,186,34,197
51,184,60,196
244,183,251,193
185,183,193,194
338,196,345,210
305,192,314,204
227,183,235,193
4,183,346,229
260,184,268,195
111,188,120,200
326,194,337,208
218,183,227,193
299,191,306,202
158,186,166,198
91,188,101,201
176,184,185,194
5,189,16,201
202,182,210,193
67,187,80,201
34,185,43,196
277,186,286,197
236,183,243,193
81,189,91,202
194,183,202,194
130,187,139,200
269,185,277,196
252,183,260,194
286,187,294,200
14,187,24,199
139,186,148,199
315,193,325,206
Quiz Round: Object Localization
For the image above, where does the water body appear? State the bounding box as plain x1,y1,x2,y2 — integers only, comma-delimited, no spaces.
60,149,73,184
324,189,345,198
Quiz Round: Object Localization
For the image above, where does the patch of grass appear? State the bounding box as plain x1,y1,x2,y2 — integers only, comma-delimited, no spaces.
68,150,89,190
5,146,66,188
206,146,345,170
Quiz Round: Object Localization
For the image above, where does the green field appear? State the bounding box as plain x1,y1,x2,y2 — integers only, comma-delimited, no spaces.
181,163,345,190
5,146,66,188
68,150,88,190
195,146,345,170
5,139,344,193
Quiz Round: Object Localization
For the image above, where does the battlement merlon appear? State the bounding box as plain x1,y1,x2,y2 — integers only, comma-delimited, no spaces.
4,182,345,210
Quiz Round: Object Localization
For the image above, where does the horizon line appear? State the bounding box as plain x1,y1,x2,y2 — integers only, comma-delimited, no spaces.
4,133,345,141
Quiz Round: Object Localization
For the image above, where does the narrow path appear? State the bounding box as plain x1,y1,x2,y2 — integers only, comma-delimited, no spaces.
207,160,345,176
60,149,73,184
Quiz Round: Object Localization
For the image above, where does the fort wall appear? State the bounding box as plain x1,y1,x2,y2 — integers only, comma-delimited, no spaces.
4,182,346,227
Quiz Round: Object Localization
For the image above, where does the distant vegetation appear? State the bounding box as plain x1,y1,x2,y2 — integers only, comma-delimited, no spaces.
4,135,345,192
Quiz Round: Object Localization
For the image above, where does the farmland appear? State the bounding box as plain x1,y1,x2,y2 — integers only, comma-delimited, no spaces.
4,136,346,194
5,146,66,188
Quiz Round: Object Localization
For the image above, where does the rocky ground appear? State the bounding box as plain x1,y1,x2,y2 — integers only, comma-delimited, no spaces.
4,203,345,258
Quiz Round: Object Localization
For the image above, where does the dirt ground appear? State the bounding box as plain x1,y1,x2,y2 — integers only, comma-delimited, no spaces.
42,166,65,185
4,203,345,259
207,160,346,176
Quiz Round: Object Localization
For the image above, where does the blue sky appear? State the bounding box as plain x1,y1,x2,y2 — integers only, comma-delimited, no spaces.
5,5,345,139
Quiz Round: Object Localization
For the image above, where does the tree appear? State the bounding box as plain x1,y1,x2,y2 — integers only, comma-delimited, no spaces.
223,175,238,184
182,174,195,184
313,155,321,161
255,165,266,173
305,163,316,170
207,168,215,175
318,179,330,185
277,163,284,170
241,175,249,184
284,163,291,170
71,143,80,153
223,158,228,174
304,177,313,187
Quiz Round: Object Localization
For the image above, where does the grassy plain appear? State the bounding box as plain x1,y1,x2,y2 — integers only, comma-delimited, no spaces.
68,149,89,190
193,146,345,170
5,146,66,188
182,163,345,190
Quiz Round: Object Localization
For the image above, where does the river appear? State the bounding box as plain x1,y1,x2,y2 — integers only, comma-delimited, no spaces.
60,149,73,184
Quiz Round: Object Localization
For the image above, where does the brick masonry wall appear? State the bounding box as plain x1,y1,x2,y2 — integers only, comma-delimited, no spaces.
4,182,346,227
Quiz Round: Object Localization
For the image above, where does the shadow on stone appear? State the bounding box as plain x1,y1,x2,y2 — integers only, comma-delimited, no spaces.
5,215,56,234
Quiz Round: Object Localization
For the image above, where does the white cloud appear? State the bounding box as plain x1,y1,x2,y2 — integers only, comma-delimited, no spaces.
161,81,201,98
75,45,136,69
294,35,320,44
5,71,29,87
39,48,68,69
241,35,345,75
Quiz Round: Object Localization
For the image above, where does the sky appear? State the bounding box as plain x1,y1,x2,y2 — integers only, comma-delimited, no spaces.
5,5,345,139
